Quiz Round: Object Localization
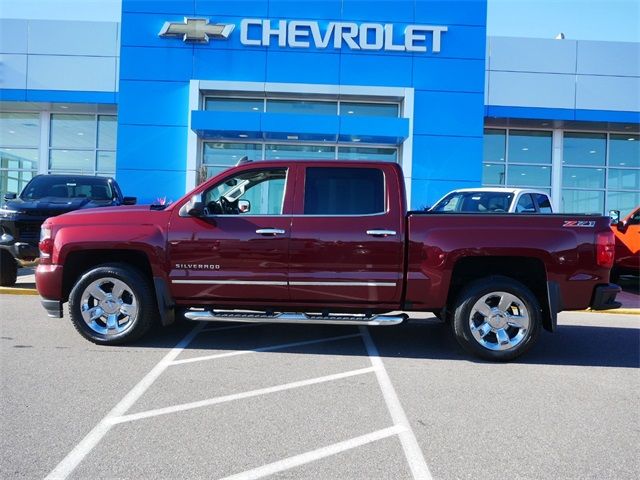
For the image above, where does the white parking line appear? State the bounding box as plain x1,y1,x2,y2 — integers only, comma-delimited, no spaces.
218,425,406,480
45,323,206,480
170,333,362,365
112,367,376,424
359,326,433,480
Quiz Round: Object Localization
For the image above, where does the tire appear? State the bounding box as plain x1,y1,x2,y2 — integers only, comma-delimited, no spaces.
451,275,541,362
68,263,157,345
0,251,18,287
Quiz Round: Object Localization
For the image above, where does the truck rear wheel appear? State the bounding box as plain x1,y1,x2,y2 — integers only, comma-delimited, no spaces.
451,276,541,361
68,263,156,345
0,250,18,287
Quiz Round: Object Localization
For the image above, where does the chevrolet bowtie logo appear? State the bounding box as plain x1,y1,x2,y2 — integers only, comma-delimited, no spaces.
159,18,235,43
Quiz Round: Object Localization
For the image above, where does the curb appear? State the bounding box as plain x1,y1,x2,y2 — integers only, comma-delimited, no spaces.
0,287,39,296
585,308,639,315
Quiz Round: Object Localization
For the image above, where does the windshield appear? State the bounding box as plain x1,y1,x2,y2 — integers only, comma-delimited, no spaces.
432,192,514,213
21,176,114,200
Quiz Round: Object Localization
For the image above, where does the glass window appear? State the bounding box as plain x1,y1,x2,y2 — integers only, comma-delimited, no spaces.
507,165,551,187
607,191,640,218
337,146,397,162
50,114,96,149
266,100,337,116
202,142,262,182
49,150,95,173
563,167,605,189
97,151,116,174
609,134,639,168
205,97,263,113
482,163,505,185
340,102,399,117
304,167,384,215
203,168,286,215
608,168,640,190
0,113,40,147
97,116,117,150
515,194,536,213
20,175,114,200
483,129,506,163
265,144,334,160
432,191,513,213
508,130,552,164
563,132,606,166
562,189,604,214
535,194,553,213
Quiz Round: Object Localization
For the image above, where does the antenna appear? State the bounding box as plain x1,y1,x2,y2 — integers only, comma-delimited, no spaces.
236,155,252,166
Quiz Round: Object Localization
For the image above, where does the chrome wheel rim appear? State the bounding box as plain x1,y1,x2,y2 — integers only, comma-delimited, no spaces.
80,277,138,336
469,291,530,351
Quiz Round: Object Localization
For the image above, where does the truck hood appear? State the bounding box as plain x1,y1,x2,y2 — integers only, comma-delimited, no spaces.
46,204,172,227
5,197,116,216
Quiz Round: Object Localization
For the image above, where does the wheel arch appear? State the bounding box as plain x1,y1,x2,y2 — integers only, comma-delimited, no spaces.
447,256,556,332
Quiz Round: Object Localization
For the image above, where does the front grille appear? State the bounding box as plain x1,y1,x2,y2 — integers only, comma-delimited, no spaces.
18,222,41,242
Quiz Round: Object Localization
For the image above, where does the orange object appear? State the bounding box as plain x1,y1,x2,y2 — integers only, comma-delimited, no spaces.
611,206,640,277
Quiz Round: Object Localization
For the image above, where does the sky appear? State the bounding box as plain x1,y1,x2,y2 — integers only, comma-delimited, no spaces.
0,0,638,42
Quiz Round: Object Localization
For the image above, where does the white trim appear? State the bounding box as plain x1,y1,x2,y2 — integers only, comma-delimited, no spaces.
551,129,563,209
38,111,49,174
402,87,415,206
289,281,396,287
185,79,200,192
172,279,287,286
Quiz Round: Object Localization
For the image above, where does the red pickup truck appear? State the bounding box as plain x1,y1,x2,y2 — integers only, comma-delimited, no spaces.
35,161,620,361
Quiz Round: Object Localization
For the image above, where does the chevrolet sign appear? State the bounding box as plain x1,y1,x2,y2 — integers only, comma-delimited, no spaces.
159,18,447,53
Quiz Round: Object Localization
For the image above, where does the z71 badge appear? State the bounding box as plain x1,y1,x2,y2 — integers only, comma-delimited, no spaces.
562,220,596,227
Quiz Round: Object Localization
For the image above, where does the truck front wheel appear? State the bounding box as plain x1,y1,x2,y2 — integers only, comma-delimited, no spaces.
451,276,541,361
68,263,156,345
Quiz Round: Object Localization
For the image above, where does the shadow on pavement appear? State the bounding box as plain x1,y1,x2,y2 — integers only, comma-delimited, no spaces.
133,317,640,370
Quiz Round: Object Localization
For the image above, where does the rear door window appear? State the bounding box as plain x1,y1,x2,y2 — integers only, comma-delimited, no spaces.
535,194,553,213
304,167,384,215
516,194,536,213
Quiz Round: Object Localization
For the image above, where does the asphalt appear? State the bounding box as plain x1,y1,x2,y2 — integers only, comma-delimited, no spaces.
1,294,638,480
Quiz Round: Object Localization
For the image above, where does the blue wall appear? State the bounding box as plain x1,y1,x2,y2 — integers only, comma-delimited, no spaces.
117,0,487,207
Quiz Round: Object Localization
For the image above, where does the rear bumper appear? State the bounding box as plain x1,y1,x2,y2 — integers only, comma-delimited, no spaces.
41,298,63,318
590,283,622,310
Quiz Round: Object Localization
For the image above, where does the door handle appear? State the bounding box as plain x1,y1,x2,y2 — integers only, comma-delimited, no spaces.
366,229,397,237
256,228,286,236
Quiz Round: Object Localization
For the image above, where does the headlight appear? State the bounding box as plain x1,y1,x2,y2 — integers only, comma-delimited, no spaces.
39,225,53,258
0,207,23,217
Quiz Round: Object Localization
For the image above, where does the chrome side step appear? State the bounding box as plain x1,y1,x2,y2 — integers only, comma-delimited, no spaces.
183,310,406,326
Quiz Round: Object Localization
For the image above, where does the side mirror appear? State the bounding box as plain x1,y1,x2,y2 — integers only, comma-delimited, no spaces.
123,196,137,205
185,194,205,217
609,209,621,226
238,199,251,213
4,193,16,200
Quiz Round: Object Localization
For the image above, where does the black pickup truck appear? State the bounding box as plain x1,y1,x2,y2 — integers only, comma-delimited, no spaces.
0,174,135,286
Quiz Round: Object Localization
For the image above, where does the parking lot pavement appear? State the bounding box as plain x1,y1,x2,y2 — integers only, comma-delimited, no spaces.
1,295,639,480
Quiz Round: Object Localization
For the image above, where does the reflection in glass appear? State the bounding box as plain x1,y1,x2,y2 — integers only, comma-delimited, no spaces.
97,151,116,174
203,143,262,167
49,150,95,173
340,102,399,117
0,148,39,170
265,144,334,160
483,129,505,163
607,191,640,218
337,146,397,162
98,116,117,150
563,132,606,166
609,134,639,168
563,167,605,189
508,130,552,164
562,189,604,214
482,163,505,185
205,97,264,113
608,168,639,190
266,100,337,116
0,113,40,147
50,114,96,149
0,170,34,199
507,165,551,187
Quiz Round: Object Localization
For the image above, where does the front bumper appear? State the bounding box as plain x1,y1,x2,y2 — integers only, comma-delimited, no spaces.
590,283,622,310
0,233,39,262
35,263,64,303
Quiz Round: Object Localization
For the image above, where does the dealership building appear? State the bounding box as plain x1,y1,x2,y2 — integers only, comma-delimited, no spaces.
1,0,638,215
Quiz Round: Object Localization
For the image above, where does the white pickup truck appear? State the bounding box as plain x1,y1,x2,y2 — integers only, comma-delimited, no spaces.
430,187,554,214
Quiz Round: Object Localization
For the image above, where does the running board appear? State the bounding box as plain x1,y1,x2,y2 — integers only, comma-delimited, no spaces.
183,310,406,326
